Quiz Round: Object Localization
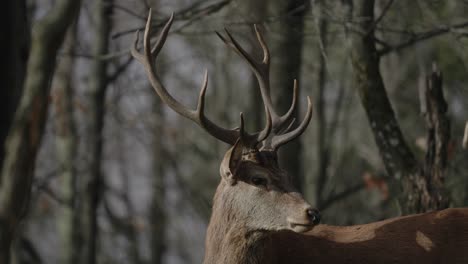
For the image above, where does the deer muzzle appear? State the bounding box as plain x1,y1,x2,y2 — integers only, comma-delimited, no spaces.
284,193,321,233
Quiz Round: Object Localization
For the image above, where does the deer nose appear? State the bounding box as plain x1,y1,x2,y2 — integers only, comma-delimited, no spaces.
306,208,321,225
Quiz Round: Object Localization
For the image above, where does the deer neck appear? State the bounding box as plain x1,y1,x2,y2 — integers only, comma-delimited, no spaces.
203,182,273,264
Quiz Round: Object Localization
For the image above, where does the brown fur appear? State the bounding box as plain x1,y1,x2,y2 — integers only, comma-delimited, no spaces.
203,145,468,264
270,208,468,264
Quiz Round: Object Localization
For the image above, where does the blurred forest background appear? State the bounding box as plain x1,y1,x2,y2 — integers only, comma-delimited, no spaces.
1,0,468,263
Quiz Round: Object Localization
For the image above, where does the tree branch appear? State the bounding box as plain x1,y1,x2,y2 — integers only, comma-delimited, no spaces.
111,0,232,39
106,56,133,84
378,21,468,56
320,183,366,211
373,0,394,28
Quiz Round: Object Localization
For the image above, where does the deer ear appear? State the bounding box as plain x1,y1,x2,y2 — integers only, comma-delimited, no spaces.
220,139,244,185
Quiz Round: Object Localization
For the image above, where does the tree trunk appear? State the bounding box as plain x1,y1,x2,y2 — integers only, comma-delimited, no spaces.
313,1,330,207
82,0,112,263
0,0,81,262
150,96,167,264
268,0,309,191
52,19,80,264
0,0,28,166
350,0,449,213
420,69,450,209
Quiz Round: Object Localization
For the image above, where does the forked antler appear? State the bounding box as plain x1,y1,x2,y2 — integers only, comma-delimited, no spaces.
131,10,271,147
216,26,313,150
131,10,312,150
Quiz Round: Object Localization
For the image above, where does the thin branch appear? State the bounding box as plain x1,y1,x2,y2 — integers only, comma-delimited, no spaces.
378,20,468,56
320,183,366,211
112,0,232,39
112,3,146,20
106,56,133,83
33,184,69,206
373,0,394,27
103,196,134,235
18,237,43,264
59,49,130,61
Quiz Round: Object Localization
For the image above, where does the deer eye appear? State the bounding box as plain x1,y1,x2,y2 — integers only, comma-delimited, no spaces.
251,176,268,187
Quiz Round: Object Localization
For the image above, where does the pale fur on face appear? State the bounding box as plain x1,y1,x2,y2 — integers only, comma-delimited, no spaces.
218,143,314,233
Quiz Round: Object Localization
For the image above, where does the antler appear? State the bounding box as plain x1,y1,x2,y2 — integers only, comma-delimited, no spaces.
216,26,313,150
131,10,272,147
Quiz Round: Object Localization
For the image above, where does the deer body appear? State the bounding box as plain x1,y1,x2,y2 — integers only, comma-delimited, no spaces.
205,169,468,264
203,147,468,264
131,10,468,264
271,208,468,264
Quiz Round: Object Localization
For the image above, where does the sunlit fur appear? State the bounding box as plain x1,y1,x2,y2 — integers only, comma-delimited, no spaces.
204,143,316,264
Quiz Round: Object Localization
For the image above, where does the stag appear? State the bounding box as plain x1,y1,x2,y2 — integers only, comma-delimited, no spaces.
132,10,468,264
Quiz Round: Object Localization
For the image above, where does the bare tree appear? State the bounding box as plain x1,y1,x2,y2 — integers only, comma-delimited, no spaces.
0,0,81,262
52,19,80,264
312,0,330,207
0,0,28,165
150,94,167,264
81,0,112,263
268,0,309,190
350,0,450,213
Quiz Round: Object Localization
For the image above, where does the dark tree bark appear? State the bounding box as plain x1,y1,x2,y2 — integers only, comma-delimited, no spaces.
350,0,450,213
150,96,167,264
268,0,309,191
0,0,28,166
420,69,450,209
81,0,112,263
0,0,81,262
313,1,330,208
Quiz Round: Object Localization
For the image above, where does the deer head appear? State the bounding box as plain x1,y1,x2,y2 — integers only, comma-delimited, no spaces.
131,10,320,234
217,139,320,233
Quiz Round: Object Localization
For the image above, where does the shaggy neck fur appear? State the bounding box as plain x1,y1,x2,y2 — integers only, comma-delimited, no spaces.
203,181,273,264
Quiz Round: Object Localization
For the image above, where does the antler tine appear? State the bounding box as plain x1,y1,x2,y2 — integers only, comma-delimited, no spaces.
250,26,311,148
257,106,272,142
253,25,270,66
216,28,275,147
217,29,259,73
131,10,239,145
270,97,314,150
277,118,296,135
150,12,174,57
131,30,145,63
218,26,302,133
238,107,272,148
216,28,278,119
196,69,209,114
274,79,299,133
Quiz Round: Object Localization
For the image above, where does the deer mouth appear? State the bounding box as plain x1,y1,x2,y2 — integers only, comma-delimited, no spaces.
287,220,314,233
